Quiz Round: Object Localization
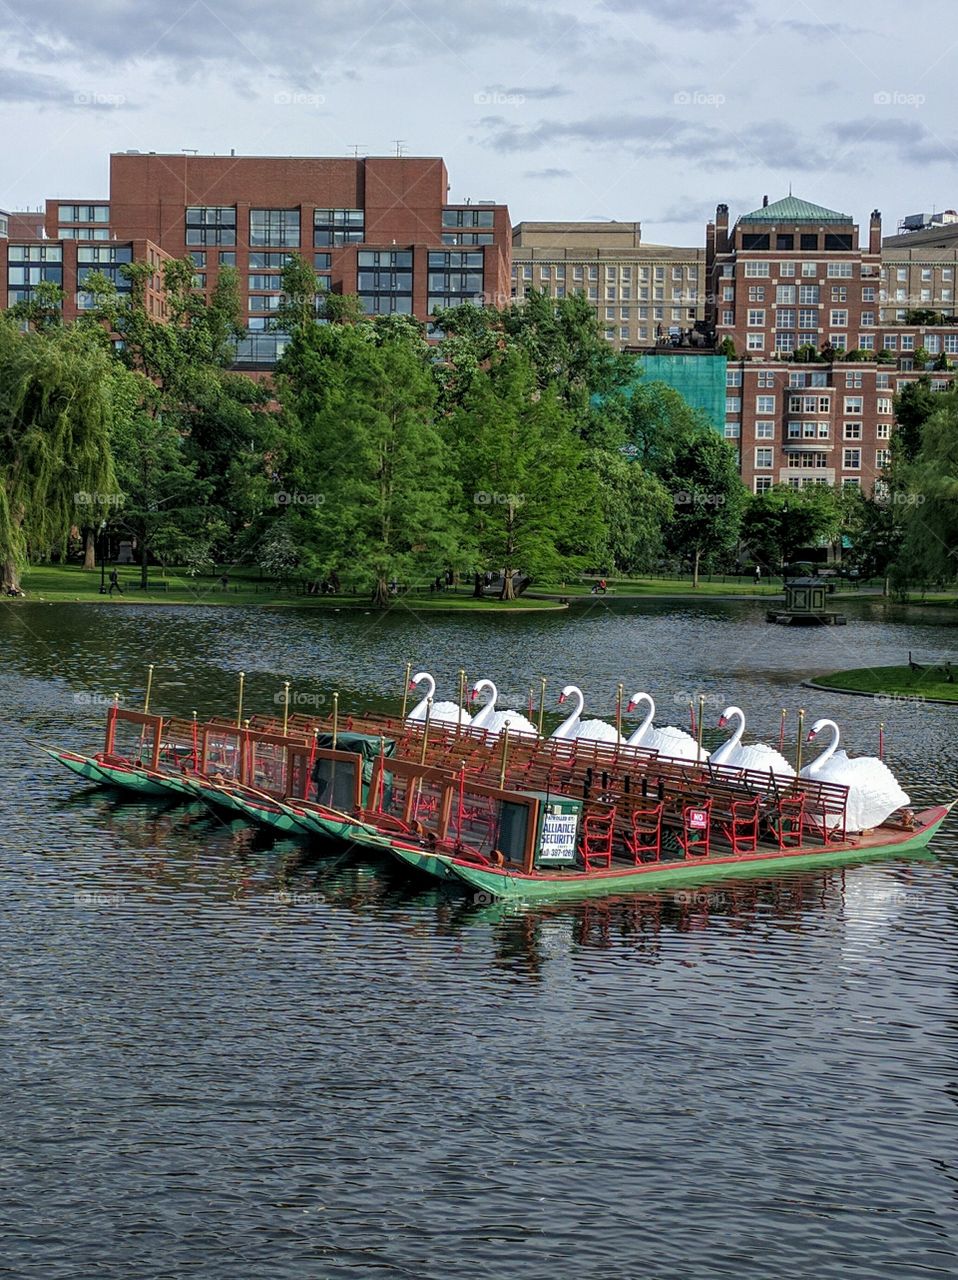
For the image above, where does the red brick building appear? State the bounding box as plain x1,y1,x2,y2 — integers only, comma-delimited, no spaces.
705,196,957,494
2,152,511,364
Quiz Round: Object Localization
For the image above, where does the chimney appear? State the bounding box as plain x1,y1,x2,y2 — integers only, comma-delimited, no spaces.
714,202,730,254
763,195,769,208
869,209,882,254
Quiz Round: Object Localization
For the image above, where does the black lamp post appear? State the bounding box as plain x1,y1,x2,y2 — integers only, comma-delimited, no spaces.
98,520,107,594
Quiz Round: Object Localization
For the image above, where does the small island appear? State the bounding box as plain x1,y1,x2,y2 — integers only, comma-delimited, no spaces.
810,660,958,705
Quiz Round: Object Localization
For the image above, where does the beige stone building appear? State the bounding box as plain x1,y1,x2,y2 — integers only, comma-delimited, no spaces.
511,221,706,350
880,215,958,321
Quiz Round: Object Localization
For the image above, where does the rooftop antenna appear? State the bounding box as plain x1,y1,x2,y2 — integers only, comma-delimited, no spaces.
182,148,198,155
393,139,407,158
348,144,365,157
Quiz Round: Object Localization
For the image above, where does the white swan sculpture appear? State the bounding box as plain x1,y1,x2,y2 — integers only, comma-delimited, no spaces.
469,679,538,737
625,692,707,762
711,706,795,777
800,718,910,832
405,671,473,726
550,684,623,744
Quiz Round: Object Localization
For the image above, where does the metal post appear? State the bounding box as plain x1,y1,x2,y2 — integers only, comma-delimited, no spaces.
537,678,547,736
282,681,290,736
400,661,412,719
236,671,245,728
331,692,339,751
419,698,432,764
499,724,510,789
457,668,466,740
778,708,787,752
615,682,624,741
143,664,155,713
796,708,805,774
696,694,706,758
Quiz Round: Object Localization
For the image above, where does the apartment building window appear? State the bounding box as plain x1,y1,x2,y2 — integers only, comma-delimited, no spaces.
925,334,941,353
185,206,236,246
844,396,863,414
654,266,665,281
800,234,817,250
876,449,891,468
901,359,914,370
774,286,795,306
946,334,958,354
572,266,583,281
844,371,863,389
747,285,765,302
798,308,817,329
726,397,742,415
799,284,819,304
860,311,875,327
313,208,363,246
830,286,847,303
721,264,733,277
7,244,63,308
844,422,862,439
747,334,764,350
843,477,861,490
877,422,891,438
757,371,776,388
830,335,847,350
858,334,875,349
920,288,932,302
780,262,796,276
654,287,664,300
621,286,631,300
843,448,861,469
427,250,484,311
250,208,300,248
588,266,599,280
755,447,774,468
442,208,494,228
747,309,765,326
744,262,770,277
59,203,110,223
883,334,898,350
756,395,775,413
357,249,413,314
59,226,110,241
589,287,598,300
606,287,616,301
790,451,830,469
776,309,796,329
723,286,734,301
789,372,806,387
827,262,853,277
775,332,795,351
756,421,774,438
726,369,743,387
76,244,134,306
862,287,876,303
724,422,740,438
248,294,282,312
876,373,891,388
721,309,734,325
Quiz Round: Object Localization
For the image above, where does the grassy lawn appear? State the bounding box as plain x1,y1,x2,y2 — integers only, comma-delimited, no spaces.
537,576,783,598
15,564,565,611
813,664,958,704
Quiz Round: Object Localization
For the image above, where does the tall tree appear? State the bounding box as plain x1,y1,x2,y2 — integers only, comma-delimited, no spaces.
659,434,746,586
740,483,843,573
893,392,958,586
449,348,604,597
0,319,117,592
279,314,462,607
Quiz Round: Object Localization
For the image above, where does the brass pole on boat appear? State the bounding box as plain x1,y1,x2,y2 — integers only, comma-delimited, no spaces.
419,698,432,764
615,682,624,741
331,692,339,751
795,708,805,774
400,661,412,719
282,681,290,736
696,694,706,758
537,678,547,736
499,723,511,789
778,708,787,752
457,668,466,740
236,671,245,727
143,664,155,713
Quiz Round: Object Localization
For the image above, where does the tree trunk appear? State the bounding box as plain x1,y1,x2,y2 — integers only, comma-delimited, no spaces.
83,529,96,570
500,569,516,601
692,547,701,589
473,572,483,598
373,575,390,609
1,559,21,594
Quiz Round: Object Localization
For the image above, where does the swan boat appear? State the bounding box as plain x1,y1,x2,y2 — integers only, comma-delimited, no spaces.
47,702,952,901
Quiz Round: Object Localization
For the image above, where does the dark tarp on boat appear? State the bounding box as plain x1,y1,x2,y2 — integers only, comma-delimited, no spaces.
311,733,396,807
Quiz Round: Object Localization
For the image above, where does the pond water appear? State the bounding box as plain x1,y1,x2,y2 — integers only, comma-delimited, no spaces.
2,597,956,1279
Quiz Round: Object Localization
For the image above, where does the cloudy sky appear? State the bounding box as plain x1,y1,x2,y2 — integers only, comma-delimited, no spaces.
0,0,954,245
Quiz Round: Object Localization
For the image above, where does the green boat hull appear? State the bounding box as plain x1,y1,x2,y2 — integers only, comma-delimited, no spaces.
425,807,952,902
224,791,317,836
45,748,112,786
386,843,458,881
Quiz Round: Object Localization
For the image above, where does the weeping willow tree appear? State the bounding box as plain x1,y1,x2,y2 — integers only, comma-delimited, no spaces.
0,319,118,592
